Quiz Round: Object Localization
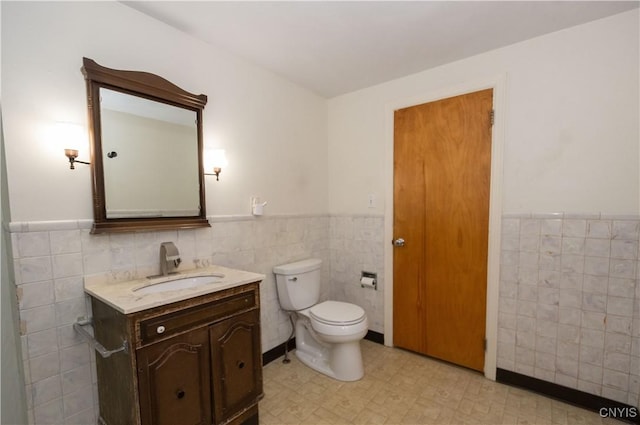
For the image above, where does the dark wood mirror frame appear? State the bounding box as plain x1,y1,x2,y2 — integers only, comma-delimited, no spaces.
81,57,210,233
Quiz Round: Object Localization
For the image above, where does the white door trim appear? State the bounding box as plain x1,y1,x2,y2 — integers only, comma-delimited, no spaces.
383,74,507,380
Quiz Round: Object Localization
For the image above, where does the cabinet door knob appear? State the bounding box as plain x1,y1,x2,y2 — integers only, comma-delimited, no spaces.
176,389,185,399
156,325,166,334
237,360,245,369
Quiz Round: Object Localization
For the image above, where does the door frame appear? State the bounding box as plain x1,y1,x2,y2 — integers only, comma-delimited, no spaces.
383,74,506,380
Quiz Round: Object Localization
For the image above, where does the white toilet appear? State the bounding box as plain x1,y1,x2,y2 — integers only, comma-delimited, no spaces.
273,258,368,381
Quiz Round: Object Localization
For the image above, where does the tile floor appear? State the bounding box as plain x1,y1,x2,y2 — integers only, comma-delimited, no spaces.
260,340,625,424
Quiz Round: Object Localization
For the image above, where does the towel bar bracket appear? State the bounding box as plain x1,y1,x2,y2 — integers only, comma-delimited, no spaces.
73,317,129,358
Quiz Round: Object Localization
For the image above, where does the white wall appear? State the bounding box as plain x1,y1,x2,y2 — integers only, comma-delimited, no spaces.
1,1,328,222
328,9,640,216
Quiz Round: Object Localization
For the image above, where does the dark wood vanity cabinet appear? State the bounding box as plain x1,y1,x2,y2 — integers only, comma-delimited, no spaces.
91,282,263,425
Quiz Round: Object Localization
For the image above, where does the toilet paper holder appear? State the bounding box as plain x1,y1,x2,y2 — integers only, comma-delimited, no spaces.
360,271,377,290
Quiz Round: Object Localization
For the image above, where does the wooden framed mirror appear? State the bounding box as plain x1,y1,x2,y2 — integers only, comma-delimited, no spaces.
81,58,210,233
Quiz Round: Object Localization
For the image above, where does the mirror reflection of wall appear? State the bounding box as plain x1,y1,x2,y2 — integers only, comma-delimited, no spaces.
100,88,200,218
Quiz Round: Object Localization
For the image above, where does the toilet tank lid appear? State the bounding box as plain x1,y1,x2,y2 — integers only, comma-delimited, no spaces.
273,258,322,275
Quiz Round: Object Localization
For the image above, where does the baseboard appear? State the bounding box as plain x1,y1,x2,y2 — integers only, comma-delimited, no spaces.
262,338,296,366
364,330,384,344
496,368,639,424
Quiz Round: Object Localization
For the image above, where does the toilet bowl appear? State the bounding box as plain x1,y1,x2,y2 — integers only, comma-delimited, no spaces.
308,300,368,342
273,259,369,381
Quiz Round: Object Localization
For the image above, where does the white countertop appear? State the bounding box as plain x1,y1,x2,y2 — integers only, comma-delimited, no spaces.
84,265,265,314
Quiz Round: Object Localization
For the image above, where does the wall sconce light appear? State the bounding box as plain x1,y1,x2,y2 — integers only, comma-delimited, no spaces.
204,149,228,181
55,122,90,170
64,149,90,170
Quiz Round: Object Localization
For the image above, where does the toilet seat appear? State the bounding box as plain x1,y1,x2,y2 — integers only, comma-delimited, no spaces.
309,301,365,326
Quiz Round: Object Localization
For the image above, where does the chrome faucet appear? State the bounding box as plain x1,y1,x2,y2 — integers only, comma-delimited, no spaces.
159,242,181,276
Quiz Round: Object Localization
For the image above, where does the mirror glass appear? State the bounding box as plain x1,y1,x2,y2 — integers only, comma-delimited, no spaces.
100,88,200,218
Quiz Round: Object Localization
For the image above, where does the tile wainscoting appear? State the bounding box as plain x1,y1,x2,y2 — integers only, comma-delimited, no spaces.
10,214,336,424
329,215,385,333
497,213,640,410
11,210,637,424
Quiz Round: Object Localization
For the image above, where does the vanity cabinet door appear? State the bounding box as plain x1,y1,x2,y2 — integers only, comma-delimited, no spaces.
137,327,212,425
210,310,263,424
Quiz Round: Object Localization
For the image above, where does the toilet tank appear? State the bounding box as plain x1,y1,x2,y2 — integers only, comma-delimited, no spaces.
273,258,322,311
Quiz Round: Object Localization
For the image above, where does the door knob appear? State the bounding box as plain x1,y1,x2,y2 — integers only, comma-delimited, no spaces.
393,238,405,247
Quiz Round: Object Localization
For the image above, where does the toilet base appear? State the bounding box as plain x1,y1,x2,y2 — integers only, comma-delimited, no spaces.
294,317,365,382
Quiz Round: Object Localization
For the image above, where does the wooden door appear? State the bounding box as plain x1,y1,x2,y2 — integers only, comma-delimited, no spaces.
210,310,263,424
393,89,492,371
137,327,212,425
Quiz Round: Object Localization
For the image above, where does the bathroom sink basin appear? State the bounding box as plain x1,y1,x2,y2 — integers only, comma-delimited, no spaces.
133,274,225,295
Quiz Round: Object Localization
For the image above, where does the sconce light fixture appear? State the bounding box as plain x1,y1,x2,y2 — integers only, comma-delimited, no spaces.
56,122,90,170
64,149,90,170
204,149,228,181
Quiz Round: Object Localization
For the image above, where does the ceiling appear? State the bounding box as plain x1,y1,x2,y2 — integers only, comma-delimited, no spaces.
123,1,639,98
